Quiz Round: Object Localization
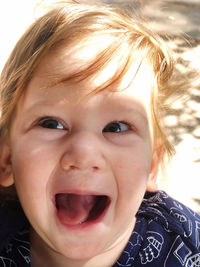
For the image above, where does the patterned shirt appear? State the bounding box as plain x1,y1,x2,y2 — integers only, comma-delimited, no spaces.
0,191,199,266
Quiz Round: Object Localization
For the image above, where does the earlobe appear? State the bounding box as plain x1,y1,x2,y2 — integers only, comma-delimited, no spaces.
0,139,14,187
146,147,162,192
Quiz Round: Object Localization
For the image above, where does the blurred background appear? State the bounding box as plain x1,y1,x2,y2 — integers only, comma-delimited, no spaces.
0,0,200,212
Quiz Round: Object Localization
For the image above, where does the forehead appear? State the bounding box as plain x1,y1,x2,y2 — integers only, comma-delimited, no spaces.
41,35,115,75
30,34,153,104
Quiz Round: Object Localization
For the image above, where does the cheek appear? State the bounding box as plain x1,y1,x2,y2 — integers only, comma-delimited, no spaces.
117,156,150,200
10,141,59,200
113,144,152,215
114,143,152,184
10,144,58,228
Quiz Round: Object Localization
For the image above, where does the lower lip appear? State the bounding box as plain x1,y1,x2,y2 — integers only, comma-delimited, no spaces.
55,200,110,231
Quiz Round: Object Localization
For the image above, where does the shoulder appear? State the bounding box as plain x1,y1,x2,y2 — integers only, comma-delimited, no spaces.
0,198,29,252
135,190,200,266
138,190,200,239
114,191,200,267
0,198,30,266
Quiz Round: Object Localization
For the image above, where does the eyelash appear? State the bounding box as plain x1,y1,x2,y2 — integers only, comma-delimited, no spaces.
37,117,66,130
35,117,136,133
103,120,136,133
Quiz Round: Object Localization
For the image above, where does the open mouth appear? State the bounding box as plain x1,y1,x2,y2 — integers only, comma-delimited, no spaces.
55,193,110,226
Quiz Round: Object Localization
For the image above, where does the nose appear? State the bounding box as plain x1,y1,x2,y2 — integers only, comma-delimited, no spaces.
60,132,106,172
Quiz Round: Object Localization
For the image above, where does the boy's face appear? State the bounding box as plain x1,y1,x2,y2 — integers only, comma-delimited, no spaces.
3,38,158,262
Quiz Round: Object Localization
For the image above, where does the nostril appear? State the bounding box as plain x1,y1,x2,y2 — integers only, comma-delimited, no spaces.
62,163,99,172
62,164,77,171
69,165,77,170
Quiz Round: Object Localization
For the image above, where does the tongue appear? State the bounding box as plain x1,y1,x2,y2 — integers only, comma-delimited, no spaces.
56,194,95,225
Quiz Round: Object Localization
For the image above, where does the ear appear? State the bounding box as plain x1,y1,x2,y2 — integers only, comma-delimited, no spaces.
146,146,162,192
0,138,14,187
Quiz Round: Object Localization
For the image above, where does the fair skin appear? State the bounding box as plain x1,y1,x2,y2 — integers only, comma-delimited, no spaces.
0,37,159,267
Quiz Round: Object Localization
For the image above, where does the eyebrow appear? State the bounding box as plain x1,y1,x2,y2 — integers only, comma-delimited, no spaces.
101,94,150,121
24,76,150,124
116,105,148,122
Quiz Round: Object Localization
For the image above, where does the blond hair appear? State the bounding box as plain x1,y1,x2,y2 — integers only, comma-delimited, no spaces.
0,0,176,164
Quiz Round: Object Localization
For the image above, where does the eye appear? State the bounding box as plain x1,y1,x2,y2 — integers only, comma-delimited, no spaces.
103,121,130,133
38,118,65,130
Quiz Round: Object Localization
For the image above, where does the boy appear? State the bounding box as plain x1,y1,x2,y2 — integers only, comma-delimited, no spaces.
0,1,199,266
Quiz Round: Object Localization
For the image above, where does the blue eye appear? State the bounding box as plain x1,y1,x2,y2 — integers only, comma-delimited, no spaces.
39,118,65,130
103,122,130,133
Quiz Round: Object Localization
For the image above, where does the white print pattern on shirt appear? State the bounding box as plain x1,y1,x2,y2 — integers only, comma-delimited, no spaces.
0,256,17,267
138,206,170,231
195,221,200,250
17,246,31,264
136,191,200,267
139,231,164,264
186,253,200,267
0,229,30,267
173,201,184,210
170,208,193,237
116,231,143,266
164,235,192,266
174,239,192,265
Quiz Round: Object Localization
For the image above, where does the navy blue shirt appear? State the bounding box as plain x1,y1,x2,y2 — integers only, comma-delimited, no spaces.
0,191,200,266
